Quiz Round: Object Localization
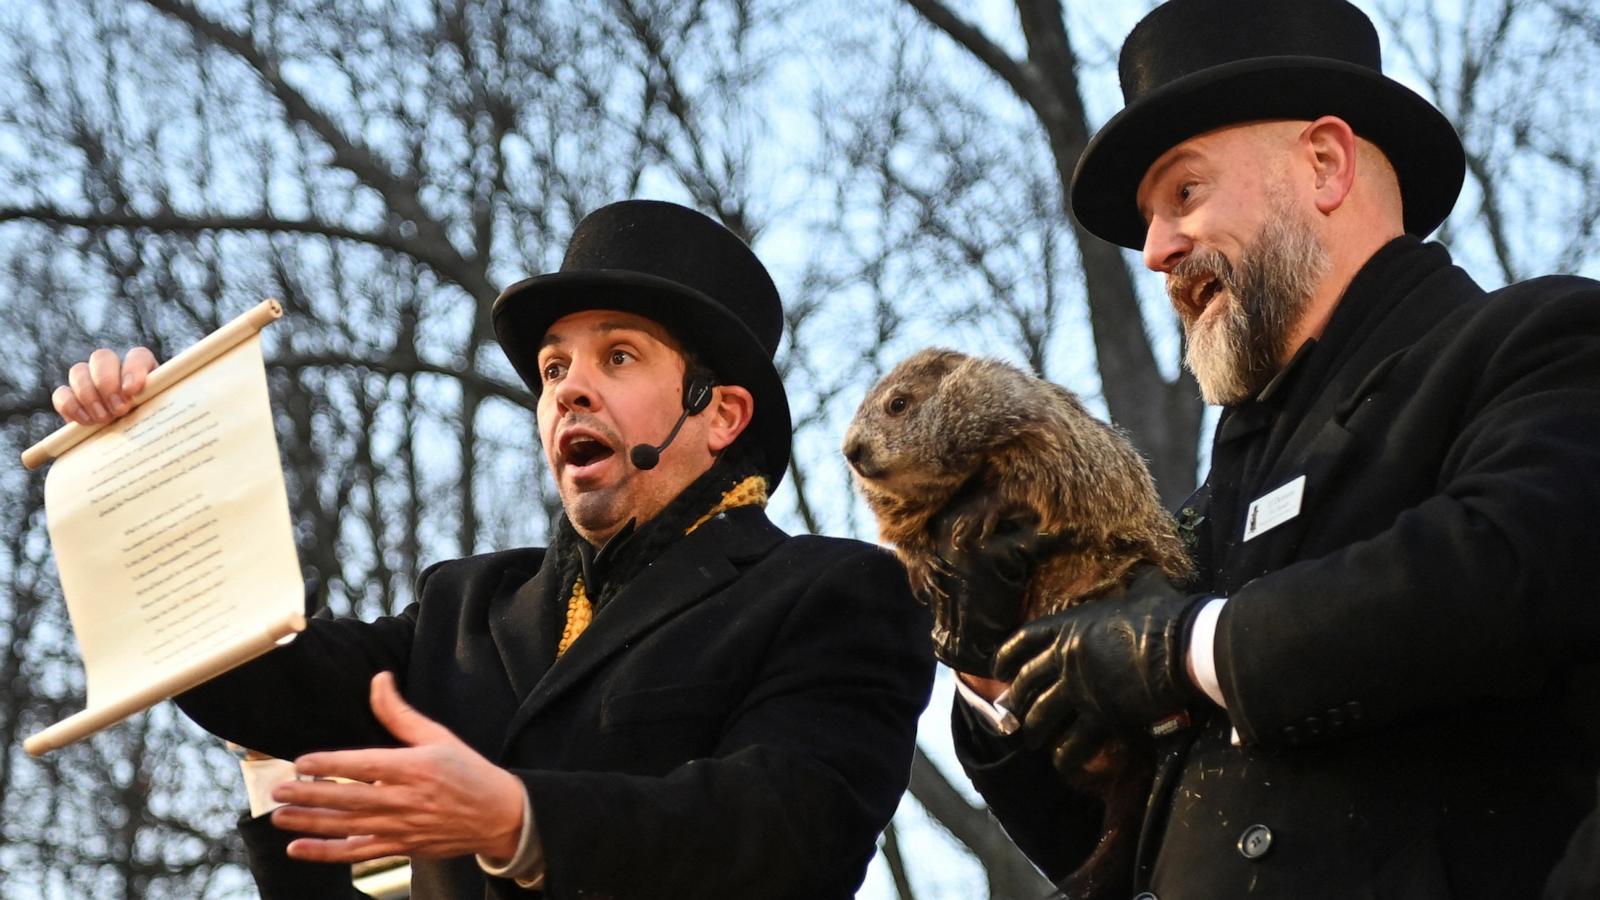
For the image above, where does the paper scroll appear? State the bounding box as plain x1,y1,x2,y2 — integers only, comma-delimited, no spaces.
23,300,305,756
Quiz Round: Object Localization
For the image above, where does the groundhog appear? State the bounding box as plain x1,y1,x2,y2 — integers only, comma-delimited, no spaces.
842,347,1193,900
842,348,1191,615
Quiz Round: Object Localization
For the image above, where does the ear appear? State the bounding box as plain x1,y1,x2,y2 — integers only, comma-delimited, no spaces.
1300,116,1358,216
705,384,754,453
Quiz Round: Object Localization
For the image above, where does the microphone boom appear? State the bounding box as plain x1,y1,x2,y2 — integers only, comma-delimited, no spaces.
629,376,715,470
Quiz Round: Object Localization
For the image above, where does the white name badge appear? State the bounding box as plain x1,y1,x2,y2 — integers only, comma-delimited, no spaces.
1243,475,1306,542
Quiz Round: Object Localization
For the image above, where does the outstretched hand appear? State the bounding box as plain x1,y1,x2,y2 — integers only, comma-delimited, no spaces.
271,672,526,864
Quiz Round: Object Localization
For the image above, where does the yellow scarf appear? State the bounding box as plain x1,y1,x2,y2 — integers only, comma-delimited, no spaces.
557,475,768,657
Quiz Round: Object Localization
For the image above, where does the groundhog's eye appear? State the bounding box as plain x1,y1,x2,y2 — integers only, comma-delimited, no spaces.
887,395,910,415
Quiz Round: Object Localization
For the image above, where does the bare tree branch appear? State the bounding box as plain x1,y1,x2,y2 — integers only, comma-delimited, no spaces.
896,0,1202,502
880,820,920,900
136,0,497,302
0,205,430,261
908,747,1056,898
903,0,1036,108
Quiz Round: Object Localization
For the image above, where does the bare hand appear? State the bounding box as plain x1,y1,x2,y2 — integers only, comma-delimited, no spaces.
270,672,526,864
52,347,159,425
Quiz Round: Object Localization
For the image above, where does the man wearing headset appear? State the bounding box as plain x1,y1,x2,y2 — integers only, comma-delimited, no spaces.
55,200,934,899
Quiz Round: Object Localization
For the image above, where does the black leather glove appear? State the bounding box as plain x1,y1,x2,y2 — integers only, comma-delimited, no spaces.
995,564,1206,739
923,507,1055,677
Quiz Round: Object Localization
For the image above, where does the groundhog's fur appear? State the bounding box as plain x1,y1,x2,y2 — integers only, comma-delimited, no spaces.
843,348,1191,615
842,347,1193,900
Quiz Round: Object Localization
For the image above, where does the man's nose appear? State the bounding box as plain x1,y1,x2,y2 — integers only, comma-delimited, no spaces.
1142,215,1191,273
552,362,597,411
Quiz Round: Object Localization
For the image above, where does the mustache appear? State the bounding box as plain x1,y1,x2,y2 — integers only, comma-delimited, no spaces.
552,412,622,447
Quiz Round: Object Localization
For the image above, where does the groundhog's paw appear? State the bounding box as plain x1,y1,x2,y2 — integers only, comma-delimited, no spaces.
904,558,944,607
966,510,1045,563
934,493,1039,555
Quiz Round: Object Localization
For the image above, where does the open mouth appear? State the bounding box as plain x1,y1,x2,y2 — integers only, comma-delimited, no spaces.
1189,276,1223,317
1172,274,1223,321
559,432,616,469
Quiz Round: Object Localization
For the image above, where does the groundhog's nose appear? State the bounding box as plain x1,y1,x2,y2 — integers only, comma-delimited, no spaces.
842,437,875,477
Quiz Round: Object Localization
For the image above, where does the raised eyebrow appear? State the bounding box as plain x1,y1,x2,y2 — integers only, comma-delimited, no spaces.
594,321,657,342
539,320,650,351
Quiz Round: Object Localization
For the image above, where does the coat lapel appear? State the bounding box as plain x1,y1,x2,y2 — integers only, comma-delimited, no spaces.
498,506,786,750
1258,250,1476,487
489,553,563,703
1230,262,1479,576
1227,344,1412,580
1204,246,1482,582
1226,418,1358,580
1184,348,1417,588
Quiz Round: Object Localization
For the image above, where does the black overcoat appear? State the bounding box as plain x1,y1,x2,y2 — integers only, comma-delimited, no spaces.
179,506,935,899
957,239,1600,899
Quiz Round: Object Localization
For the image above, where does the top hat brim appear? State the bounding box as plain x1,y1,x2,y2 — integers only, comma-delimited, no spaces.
1071,56,1465,250
492,269,792,486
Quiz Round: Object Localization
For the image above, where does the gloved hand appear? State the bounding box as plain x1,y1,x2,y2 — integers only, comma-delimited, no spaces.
995,564,1205,739
922,506,1056,677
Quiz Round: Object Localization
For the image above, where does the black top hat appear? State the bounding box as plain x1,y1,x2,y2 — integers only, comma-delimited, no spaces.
1070,0,1465,250
492,200,792,484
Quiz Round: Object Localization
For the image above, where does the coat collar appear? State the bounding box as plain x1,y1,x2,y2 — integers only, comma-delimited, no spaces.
1258,237,1458,479
495,505,786,750
1194,238,1480,586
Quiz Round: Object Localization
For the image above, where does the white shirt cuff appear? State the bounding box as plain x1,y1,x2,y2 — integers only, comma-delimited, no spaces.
1187,596,1244,745
476,783,544,890
954,675,1020,736
1187,596,1228,707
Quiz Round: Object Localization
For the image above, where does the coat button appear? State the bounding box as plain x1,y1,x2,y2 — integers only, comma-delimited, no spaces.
1238,824,1273,859
1133,894,1158,900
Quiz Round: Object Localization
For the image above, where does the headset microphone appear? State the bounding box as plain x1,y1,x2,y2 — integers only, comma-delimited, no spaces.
629,376,715,470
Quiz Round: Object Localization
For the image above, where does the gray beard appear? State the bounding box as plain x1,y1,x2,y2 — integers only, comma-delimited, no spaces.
1171,201,1329,406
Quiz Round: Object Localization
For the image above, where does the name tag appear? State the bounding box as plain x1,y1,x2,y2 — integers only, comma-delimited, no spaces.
1243,475,1305,542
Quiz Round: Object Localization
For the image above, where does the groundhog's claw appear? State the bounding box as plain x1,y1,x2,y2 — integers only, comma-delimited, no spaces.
934,492,1040,556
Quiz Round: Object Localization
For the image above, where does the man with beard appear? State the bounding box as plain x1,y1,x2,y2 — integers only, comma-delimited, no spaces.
51,200,934,899
934,1,1600,897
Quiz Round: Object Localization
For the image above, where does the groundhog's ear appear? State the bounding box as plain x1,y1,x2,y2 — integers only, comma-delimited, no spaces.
705,384,754,453
937,359,984,408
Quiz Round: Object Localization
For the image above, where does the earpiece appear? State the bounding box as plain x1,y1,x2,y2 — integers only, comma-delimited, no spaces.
629,374,718,470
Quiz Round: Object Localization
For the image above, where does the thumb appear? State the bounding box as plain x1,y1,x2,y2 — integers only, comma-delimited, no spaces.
993,617,1059,682
369,671,451,746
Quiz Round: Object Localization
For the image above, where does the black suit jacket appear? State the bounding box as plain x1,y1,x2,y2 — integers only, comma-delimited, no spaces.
237,813,372,899
181,506,934,899
958,240,1600,898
